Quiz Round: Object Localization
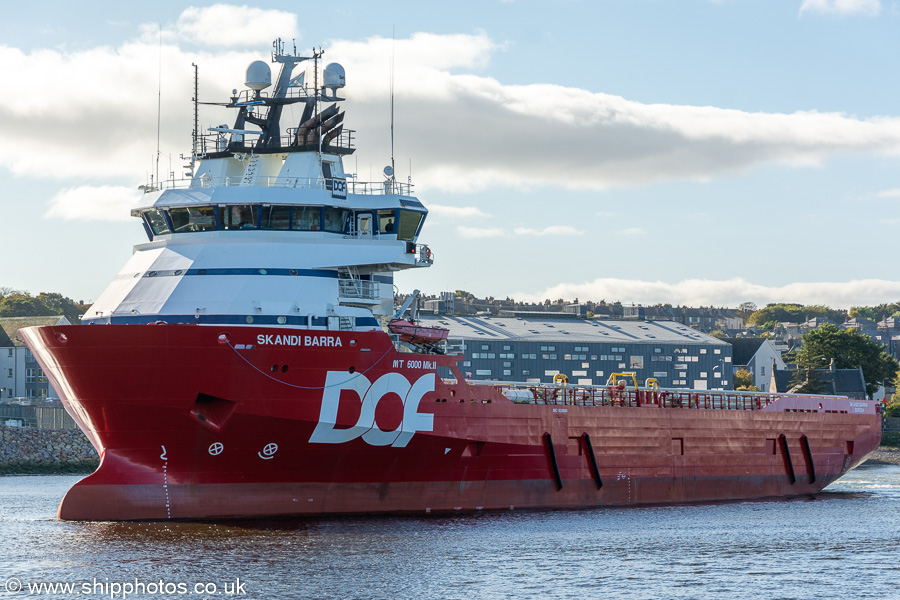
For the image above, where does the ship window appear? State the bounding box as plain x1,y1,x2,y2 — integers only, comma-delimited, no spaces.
293,206,321,231
219,205,257,230
377,209,396,233
144,209,170,235
168,206,217,232
396,209,425,241
323,207,350,233
261,205,291,230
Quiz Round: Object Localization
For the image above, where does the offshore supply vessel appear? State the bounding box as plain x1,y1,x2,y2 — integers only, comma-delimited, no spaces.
21,42,881,520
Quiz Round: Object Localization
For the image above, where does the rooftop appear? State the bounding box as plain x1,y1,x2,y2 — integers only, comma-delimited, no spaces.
417,314,728,345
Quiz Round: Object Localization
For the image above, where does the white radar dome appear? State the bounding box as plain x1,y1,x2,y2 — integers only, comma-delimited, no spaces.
323,63,346,89
245,61,272,91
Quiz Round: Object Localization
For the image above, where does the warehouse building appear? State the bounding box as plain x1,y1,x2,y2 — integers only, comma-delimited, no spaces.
416,312,733,390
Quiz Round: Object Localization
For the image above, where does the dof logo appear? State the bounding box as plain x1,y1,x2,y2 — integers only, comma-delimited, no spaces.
310,371,435,447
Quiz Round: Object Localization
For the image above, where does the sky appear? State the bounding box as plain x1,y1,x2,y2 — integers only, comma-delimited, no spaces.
3,0,900,309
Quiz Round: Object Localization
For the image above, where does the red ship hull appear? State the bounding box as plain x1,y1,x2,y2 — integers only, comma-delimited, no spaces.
21,324,881,521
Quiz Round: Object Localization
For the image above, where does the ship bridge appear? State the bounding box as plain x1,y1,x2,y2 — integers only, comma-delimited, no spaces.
84,43,432,331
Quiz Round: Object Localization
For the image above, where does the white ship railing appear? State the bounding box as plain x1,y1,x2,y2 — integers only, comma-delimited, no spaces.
149,176,414,196
337,278,379,301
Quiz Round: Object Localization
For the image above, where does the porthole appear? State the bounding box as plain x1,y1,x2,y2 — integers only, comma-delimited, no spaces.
289,269,298,276
348,366,356,373
174,270,183,275
198,269,207,275
147,271,157,277
246,316,254,324
281,365,289,373
259,269,268,275
277,316,287,325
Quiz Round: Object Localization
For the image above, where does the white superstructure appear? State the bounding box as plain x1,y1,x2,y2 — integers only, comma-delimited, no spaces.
85,41,431,332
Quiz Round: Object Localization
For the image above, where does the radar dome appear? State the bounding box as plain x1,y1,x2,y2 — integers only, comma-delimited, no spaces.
323,63,346,89
245,61,272,91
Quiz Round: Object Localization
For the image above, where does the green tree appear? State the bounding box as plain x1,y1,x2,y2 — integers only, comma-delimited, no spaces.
36,292,83,323
733,368,759,391
790,367,828,394
0,294,48,317
748,303,845,327
793,323,898,397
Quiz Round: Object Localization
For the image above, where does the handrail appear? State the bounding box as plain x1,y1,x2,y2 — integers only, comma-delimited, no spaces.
150,175,414,196
480,381,808,411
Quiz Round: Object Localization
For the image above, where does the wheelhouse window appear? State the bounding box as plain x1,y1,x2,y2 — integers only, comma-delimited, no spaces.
168,206,217,232
323,207,349,233
396,209,425,241
144,209,170,235
293,206,321,230
219,205,257,229
377,209,396,234
261,205,291,230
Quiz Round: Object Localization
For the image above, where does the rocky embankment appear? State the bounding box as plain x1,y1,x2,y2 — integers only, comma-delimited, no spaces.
865,447,900,466
0,425,98,474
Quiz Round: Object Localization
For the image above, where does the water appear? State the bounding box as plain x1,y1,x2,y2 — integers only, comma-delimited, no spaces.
2,465,900,600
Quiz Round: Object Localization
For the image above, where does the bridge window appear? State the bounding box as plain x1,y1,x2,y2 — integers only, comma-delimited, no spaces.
323,207,350,233
396,209,425,241
261,205,291,230
168,206,217,232
377,209,396,233
219,205,257,229
293,206,321,230
144,209,170,235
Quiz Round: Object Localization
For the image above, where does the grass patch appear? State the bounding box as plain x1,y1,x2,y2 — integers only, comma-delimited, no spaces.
881,432,900,448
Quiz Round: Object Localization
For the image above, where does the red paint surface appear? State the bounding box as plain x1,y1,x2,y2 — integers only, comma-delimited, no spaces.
20,324,881,521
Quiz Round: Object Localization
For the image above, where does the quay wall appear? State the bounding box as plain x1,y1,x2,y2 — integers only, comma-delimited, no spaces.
0,425,98,474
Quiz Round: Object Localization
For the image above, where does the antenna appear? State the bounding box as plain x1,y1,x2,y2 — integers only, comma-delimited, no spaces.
155,25,162,190
312,47,324,153
390,26,396,181
191,63,199,172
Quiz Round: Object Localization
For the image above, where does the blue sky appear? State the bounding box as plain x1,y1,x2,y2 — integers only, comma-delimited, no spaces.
3,0,900,308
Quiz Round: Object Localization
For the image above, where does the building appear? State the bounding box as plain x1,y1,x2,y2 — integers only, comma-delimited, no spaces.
770,365,867,400
0,315,69,401
416,313,733,389
726,337,785,392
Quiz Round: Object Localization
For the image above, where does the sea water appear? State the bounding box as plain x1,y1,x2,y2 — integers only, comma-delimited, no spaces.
1,464,899,599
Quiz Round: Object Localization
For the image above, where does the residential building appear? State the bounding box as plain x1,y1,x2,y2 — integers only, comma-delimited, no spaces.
0,316,69,400
726,337,785,392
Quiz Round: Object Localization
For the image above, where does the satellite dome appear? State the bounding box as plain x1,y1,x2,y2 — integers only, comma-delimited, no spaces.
245,61,272,91
323,63,346,89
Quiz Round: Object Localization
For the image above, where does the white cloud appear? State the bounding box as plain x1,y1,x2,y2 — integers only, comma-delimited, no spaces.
143,5,299,48
457,226,506,239
512,225,583,236
47,185,142,221
800,0,881,16
876,188,900,198
618,227,647,236
3,11,900,221
511,277,900,309
457,224,581,238
427,204,491,219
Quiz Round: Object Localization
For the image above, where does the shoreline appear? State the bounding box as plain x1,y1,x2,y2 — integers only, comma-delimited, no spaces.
864,447,900,465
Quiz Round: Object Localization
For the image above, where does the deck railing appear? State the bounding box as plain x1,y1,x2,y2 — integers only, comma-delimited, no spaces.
474,382,784,411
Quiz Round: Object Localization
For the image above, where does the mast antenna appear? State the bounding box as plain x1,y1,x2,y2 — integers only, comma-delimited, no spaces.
155,25,162,190
191,63,199,172
390,27,396,182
